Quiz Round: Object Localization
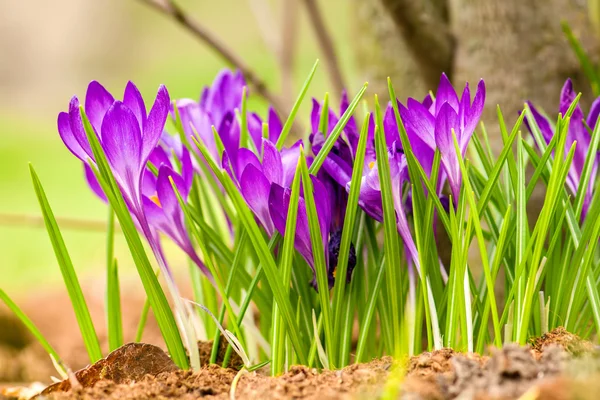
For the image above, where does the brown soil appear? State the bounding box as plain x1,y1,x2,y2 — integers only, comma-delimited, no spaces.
0,281,164,383
2,286,598,400
2,328,598,400
529,326,595,356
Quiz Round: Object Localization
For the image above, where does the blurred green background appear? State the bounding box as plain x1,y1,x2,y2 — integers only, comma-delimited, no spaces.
0,0,354,290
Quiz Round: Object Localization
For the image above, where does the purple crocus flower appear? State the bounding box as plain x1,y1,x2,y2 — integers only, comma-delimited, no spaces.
399,73,485,201
142,137,211,278
58,80,170,213
174,69,282,163
526,79,600,218
58,81,211,279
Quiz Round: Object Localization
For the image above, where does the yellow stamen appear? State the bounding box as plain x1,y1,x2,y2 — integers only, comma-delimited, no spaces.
150,194,161,207
368,161,375,169
332,266,337,278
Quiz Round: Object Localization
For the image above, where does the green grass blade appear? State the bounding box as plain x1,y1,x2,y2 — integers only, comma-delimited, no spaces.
574,118,600,218
273,154,303,374
374,95,402,349
299,149,335,367
79,107,188,368
105,208,123,351
562,21,600,96
276,60,319,150
30,165,102,363
331,113,369,362
0,288,67,375
107,259,123,351
194,135,308,365
451,133,502,347
309,83,368,174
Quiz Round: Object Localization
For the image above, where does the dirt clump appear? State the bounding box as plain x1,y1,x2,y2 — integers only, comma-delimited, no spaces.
40,343,178,396
406,348,486,379
197,336,244,369
529,326,595,356
438,344,567,399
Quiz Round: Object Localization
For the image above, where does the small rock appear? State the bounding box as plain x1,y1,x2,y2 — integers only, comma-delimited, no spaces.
39,343,179,396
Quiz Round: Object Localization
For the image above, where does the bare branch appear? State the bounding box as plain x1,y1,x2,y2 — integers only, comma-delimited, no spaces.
0,213,112,233
137,0,288,118
379,0,454,87
301,0,346,97
280,0,300,107
247,0,280,55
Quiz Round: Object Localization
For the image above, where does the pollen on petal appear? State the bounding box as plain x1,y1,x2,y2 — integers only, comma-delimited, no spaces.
369,161,375,169
150,194,161,207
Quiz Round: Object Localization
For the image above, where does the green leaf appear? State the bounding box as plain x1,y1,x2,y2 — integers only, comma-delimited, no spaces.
0,288,66,375
309,83,368,174
30,165,102,363
193,135,308,365
300,148,335,368
450,132,502,347
273,153,303,374
331,113,370,363
79,107,188,369
276,60,319,150
105,208,123,351
562,21,600,96
373,95,402,348
106,259,123,351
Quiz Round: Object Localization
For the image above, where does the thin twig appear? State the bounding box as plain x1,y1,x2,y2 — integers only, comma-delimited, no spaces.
301,0,346,97
280,0,300,108
247,0,280,56
137,0,288,118
0,213,112,233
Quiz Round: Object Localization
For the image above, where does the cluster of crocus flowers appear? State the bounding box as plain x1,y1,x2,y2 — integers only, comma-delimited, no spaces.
317,74,486,271
525,79,600,218
58,68,485,292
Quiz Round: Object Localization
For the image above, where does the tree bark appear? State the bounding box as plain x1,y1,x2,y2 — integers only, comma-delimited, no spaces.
349,0,429,101
355,0,599,150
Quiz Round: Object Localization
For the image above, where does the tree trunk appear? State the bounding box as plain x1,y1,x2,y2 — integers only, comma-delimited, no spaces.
353,0,599,147
351,0,599,268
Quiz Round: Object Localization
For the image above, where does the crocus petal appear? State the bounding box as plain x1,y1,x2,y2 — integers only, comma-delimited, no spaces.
321,152,353,188
247,112,264,151
142,169,158,198
435,73,460,114
234,147,262,182
435,103,461,200
179,147,194,193
262,139,284,185
156,166,186,217
383,104,400,147
142,85,170,161
587,97,600,129
269,185,313,264
559,79,579,117
526,102,555,145
462,79,485,151
58,111,88,161
85,81,115,133
148,145,171,171
68,96,94,161
310,99,321,135
268,107,283,143
401,98,436,149
123,81,147,132
84,164,107,202
241,165,274,235
311,176,332,249
280,140,302,187
101,101,143,203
